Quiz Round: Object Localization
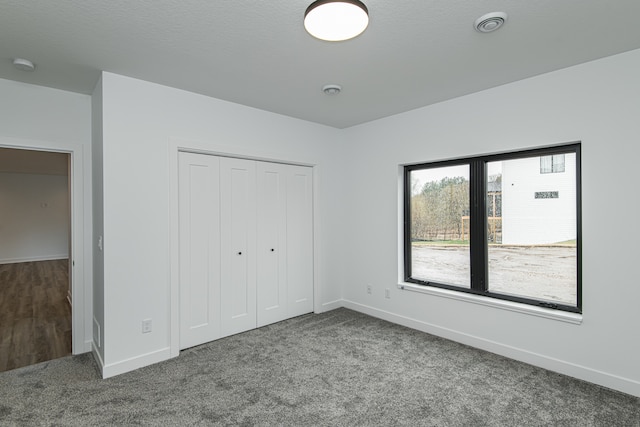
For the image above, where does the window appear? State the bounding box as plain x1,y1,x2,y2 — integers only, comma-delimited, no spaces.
404,144,581,313
540,154,565,173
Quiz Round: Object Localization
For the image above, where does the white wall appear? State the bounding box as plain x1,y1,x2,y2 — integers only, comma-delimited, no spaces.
0,172,69,263
97,72,347,376
0,77,93,354
92,76,105,362
341,48,640,397
0,78,90,144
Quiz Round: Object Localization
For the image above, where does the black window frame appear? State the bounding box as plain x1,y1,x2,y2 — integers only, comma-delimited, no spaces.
403,143,582,313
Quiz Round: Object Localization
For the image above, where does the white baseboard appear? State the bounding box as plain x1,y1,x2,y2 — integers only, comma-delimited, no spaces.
0,255,69,265
82,340,93,354
101,347,172,379
342,299,640,398
91,342,105,374
317,299,343,313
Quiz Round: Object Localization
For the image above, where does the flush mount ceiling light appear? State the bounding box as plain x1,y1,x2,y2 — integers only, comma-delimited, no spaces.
13,58,36,72
304,0,369,42
474,12,508,33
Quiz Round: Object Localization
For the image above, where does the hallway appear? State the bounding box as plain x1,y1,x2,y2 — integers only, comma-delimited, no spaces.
0,260,71,372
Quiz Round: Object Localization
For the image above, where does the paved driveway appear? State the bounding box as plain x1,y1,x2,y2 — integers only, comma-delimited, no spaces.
411,245,577,305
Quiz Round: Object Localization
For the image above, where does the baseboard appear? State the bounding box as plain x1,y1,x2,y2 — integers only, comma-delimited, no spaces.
317,299,343,313
342,299,640,398
101,347,172,379
91,342,105,375
0,255,69,265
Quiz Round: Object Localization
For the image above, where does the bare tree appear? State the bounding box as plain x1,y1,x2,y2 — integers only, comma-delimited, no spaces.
411,176,469,242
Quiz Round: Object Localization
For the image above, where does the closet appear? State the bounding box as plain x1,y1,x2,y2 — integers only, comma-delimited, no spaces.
178,152,313,350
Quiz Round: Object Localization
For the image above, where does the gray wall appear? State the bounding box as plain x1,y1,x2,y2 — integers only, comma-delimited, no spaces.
0,172,69,263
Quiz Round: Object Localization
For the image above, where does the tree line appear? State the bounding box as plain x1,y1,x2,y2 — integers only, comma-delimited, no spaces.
411,176,469,242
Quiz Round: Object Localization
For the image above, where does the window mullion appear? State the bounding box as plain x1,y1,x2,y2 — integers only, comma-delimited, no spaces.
469,160,487,292
403,167,413,282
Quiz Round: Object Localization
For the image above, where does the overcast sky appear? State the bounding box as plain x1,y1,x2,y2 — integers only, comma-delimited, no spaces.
411,162,503,194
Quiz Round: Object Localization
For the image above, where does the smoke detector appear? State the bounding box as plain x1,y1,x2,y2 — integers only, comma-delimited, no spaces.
322,84,342,95
13,58,36,72
474,12,507,33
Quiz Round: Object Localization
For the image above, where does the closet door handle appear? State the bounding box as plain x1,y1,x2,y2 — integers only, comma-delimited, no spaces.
237,251,242,255
270,248,275,252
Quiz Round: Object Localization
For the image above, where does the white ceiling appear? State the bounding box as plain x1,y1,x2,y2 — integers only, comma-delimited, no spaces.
1,0,640,128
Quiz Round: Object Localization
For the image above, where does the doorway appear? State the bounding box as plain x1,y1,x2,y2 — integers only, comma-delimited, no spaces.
0,147,72,372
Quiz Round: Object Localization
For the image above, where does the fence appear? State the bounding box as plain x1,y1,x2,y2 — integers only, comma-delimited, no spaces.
460,216,502,243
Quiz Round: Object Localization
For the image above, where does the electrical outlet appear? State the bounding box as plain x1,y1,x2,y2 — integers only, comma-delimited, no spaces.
366,284,372,295
142,319,152,334
385,288,391,299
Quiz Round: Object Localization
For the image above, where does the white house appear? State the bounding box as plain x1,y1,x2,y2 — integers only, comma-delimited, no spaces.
501,153,577,245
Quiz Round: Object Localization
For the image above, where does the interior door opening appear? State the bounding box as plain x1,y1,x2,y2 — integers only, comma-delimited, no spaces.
0,147,72,372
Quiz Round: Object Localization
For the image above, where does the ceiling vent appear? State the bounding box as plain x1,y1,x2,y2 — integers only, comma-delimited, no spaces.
474,12,507,33
13,58,36,72
322,84,342,95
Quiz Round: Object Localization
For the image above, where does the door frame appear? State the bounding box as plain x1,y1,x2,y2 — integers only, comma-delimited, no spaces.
168,138,319,358
0,136,92,355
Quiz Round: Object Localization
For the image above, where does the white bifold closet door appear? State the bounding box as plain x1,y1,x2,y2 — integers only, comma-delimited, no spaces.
178,153,221,349
255,162,313,327
256,162,288,327
285,164,314,318
179,152,313,350
220,157,257,336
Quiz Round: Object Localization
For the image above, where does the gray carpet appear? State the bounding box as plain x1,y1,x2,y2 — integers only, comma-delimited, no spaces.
0,308,638,426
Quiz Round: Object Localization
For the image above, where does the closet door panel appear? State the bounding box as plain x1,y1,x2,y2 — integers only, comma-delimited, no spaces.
256,162,288,327
286,165,314,317
178,152,221,349
220,157,257,336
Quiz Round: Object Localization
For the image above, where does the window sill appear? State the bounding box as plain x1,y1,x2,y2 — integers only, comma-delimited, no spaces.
397,282,583,325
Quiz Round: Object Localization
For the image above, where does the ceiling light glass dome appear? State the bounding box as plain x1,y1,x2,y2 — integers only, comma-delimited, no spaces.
304,0,369,42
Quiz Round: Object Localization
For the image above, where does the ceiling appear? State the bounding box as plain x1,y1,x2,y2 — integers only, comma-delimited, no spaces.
1,1,640,129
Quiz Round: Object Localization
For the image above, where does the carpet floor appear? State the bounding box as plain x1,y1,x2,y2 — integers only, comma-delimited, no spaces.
0,308,638,426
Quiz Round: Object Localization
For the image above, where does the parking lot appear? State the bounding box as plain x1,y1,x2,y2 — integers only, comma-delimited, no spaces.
411,245,577,305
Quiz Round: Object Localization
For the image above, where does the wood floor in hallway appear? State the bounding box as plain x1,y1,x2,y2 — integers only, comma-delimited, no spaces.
0,260,71,373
